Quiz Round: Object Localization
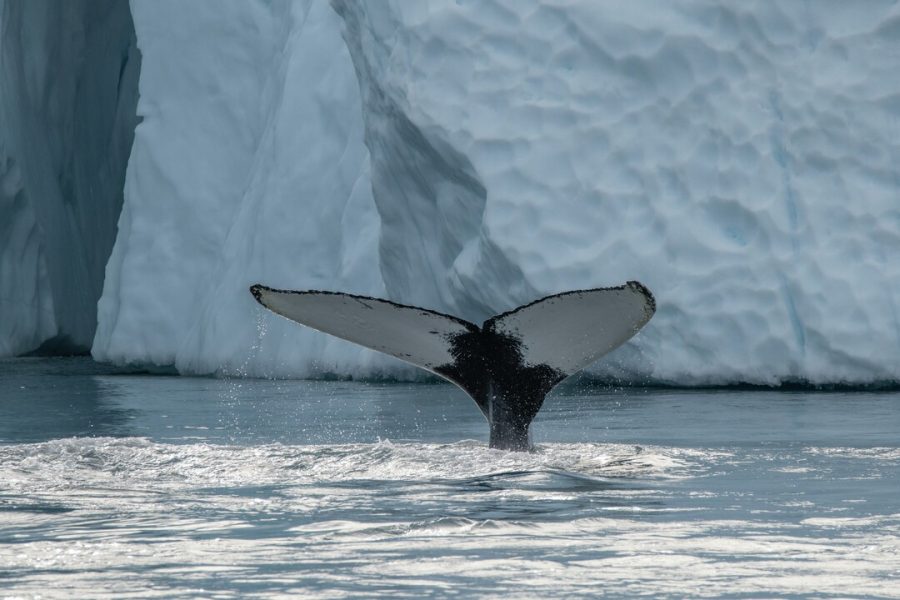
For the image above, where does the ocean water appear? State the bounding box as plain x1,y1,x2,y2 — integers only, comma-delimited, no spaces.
1,358,899,598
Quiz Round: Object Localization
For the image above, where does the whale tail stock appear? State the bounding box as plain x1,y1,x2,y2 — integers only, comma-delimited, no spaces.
250,282,656,451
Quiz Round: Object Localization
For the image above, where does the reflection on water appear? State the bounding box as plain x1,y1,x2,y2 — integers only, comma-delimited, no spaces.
3,357,899,448
0,358,138,441
1,358,899,598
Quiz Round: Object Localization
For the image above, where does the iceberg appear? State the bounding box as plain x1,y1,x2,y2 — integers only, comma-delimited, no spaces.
4,1,900,385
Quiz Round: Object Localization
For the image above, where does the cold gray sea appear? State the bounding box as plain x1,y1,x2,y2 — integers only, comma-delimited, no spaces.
1,358,899,598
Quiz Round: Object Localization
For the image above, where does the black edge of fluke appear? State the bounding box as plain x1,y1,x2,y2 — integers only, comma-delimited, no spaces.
483,279,656,329
627,280,657,314
249,283,479,331
248,281,656,451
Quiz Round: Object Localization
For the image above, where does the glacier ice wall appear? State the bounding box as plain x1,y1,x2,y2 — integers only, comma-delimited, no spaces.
92,0,390,378
0,0,139,356
93,1,900,384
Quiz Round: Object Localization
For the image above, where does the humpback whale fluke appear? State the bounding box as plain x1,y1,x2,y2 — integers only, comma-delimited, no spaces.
250,282,655,451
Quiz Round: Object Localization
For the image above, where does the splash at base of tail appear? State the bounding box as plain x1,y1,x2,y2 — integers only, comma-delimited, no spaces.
250,282,655,451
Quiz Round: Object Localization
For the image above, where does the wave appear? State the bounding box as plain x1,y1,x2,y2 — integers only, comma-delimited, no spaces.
0,437,701,491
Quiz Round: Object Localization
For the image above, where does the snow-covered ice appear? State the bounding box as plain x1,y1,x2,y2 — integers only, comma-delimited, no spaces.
3,1,900,384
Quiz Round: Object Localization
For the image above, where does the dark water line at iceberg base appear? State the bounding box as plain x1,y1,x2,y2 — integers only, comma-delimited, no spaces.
89,355,900,394
569,377,900,393
11,354,898,391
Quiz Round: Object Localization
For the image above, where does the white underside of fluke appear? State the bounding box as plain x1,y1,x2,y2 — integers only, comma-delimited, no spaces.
251,282,655,384
252,287,476,376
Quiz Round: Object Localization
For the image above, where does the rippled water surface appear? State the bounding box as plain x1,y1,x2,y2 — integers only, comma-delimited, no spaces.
2,358,899,598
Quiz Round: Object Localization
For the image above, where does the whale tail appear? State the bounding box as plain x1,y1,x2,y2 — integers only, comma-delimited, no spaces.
250,282,655,450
